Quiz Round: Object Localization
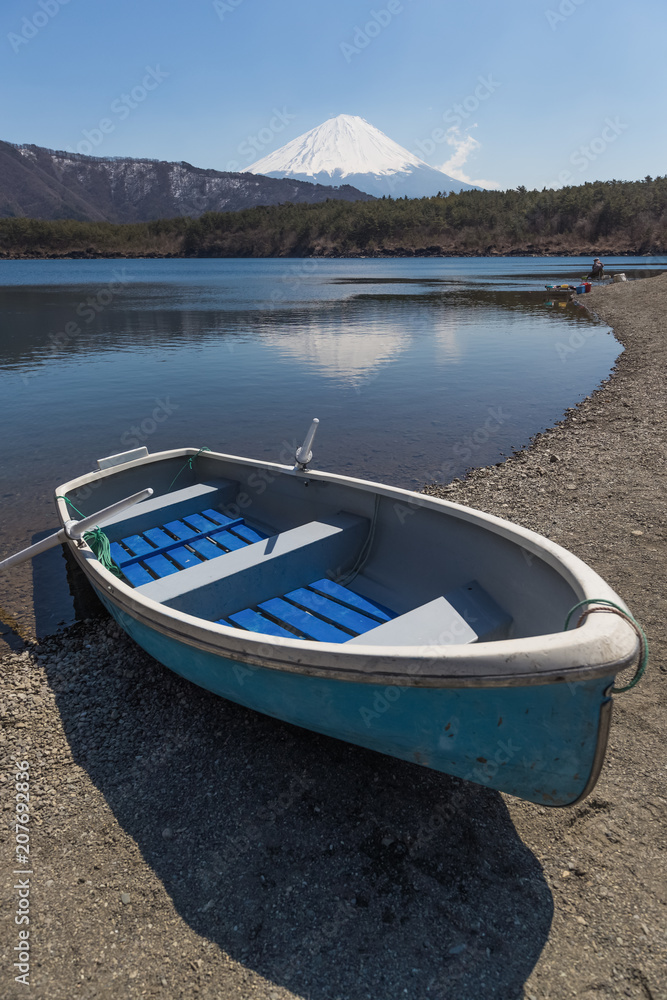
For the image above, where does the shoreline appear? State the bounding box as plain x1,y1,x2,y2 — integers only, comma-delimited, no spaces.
1,275,666,998
0,247,663,260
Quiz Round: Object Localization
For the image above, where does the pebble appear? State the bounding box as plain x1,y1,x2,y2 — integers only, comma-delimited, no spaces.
120,893,131,904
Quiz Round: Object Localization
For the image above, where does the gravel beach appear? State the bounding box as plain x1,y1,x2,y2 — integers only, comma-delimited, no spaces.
1,273,666,1000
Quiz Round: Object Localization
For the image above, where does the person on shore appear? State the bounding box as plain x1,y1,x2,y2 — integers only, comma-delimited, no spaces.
588,258,605,279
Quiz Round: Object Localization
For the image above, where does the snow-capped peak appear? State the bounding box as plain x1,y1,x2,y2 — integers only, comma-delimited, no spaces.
248,114,423,177
246,114,479,198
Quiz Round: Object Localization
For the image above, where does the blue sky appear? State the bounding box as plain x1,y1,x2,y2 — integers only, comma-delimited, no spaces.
1,0,664,191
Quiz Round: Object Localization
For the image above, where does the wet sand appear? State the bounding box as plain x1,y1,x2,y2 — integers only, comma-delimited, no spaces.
1,274,666,999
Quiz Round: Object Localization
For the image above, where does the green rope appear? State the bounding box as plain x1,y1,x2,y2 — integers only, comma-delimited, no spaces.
167,446,211,492
83,527,122,577
56,496,121,577
56,496,86,518
563,598,648,693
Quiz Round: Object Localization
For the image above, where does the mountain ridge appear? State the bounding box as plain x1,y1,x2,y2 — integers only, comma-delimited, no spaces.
0,140,374,223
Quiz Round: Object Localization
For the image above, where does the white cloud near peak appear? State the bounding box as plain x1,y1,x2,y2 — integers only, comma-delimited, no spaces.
437,127,500,190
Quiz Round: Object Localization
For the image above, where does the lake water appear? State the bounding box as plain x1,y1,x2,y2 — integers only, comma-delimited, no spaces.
1,255,665,644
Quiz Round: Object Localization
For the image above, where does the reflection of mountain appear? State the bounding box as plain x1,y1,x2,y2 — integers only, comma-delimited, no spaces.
259,320,411,385
432,318,464,363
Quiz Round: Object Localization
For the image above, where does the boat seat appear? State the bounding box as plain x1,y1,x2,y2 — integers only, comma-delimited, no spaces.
346,581,512,646
136,511,369,620
102,479,239,540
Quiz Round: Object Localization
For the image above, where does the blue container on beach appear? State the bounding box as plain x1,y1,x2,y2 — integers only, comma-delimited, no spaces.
575,284,586,294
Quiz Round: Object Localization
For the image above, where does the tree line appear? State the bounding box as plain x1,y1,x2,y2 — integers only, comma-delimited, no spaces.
1,177,666,257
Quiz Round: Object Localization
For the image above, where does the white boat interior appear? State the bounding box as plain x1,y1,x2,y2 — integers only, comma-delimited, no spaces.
65,449,591,649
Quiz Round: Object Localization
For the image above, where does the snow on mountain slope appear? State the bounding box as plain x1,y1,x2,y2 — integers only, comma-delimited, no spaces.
0,141,373,222
247,114,479,199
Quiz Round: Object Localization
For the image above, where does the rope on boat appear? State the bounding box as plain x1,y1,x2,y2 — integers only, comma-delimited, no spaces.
167,446,211,492
563,598,648,693
337,493,380,586
56,496,121,577
82,528,122,577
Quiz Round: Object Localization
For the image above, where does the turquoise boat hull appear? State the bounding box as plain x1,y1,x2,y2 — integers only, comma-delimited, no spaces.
98,590,613,806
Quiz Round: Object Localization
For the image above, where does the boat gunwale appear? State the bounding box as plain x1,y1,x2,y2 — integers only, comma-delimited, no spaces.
54,447,639,688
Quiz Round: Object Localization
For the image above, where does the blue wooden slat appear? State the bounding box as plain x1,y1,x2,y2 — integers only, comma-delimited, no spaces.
228,608,296,639
119,534,180,579
144,527,201,569
199,509,244,528
143,527,173,546
258,598,351,643
118,528,197,570
232,523,266,543
120,533,157,557
285,588,378,635
121,562,155,587
161,519,200,542
110,541,132,568
110,540,153,586
308,579,394,621
142,553,181,579
212,530,248,552
184,512,242,533
162,519,231,560
189,537,228,560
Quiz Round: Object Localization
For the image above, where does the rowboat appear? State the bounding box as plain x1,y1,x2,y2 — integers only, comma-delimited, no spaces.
0,423,644,806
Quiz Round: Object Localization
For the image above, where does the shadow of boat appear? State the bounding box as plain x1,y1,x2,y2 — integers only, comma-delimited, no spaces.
40,607,554,999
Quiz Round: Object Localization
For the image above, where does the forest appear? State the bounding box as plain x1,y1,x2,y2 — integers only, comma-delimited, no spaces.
1,177,666,258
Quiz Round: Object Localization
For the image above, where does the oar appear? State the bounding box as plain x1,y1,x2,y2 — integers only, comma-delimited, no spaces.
0,488,154,572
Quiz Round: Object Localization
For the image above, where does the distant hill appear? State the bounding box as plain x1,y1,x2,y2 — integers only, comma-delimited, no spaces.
0,141,374,223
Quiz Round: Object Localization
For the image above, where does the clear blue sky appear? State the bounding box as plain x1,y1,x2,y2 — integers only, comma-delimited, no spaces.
1,0,664,190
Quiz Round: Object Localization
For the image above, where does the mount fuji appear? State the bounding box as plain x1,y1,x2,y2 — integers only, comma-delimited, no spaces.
247,114,480,199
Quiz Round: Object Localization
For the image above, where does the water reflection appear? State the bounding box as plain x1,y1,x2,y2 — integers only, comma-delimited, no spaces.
259,317,412,384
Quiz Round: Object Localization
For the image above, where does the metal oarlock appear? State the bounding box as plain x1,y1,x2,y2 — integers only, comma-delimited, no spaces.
294,418,320,471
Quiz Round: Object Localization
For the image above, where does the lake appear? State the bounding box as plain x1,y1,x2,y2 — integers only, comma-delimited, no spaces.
1,255,665,644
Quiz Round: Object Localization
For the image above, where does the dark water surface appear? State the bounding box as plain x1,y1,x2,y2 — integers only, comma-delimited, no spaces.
0,255,665,642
